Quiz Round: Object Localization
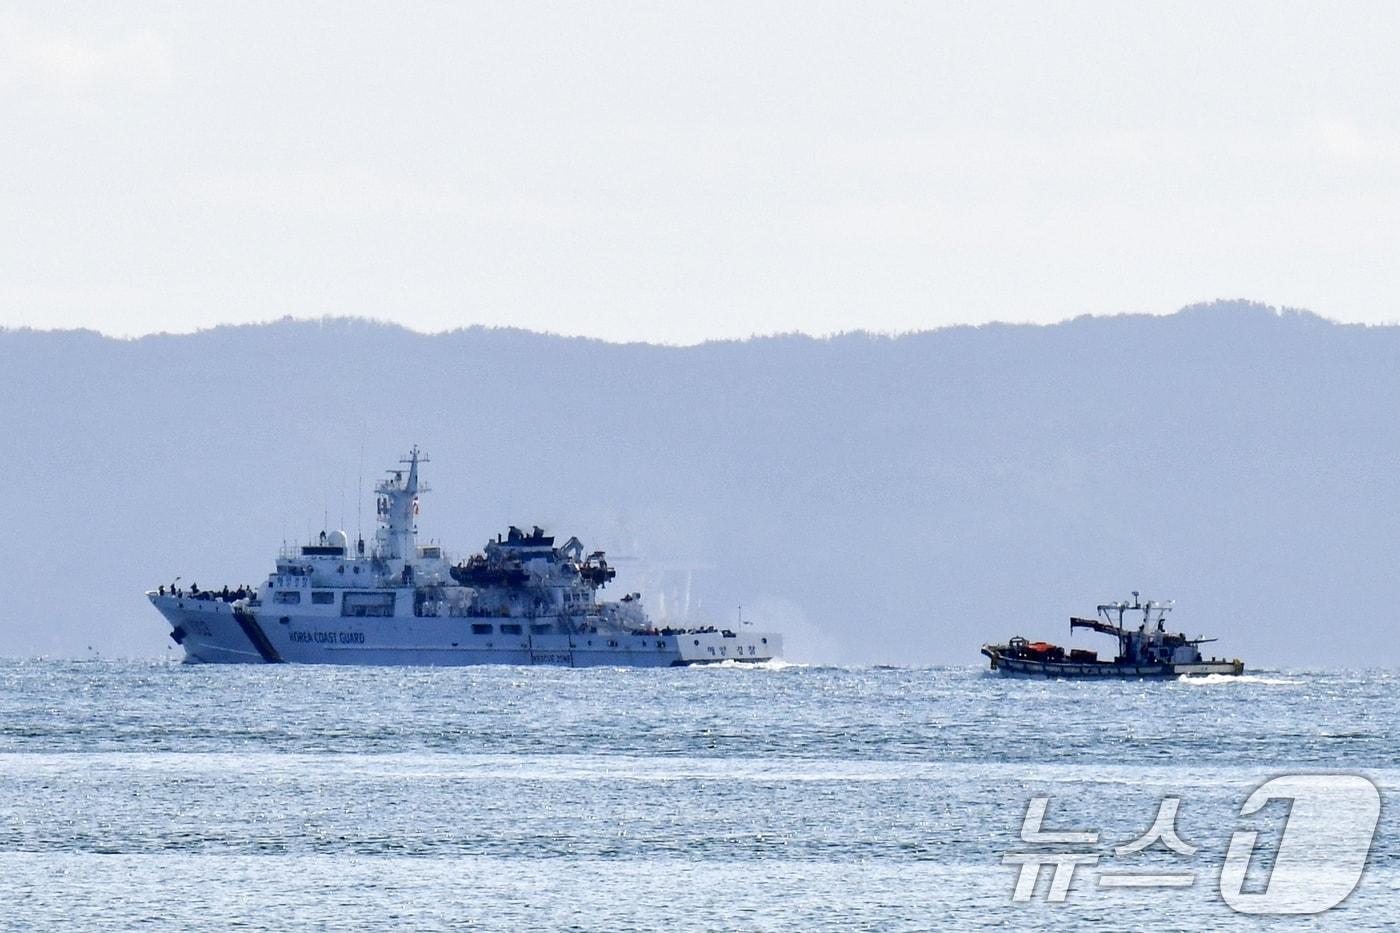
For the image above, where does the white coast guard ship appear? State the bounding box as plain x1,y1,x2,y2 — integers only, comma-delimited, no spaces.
149,448,781,666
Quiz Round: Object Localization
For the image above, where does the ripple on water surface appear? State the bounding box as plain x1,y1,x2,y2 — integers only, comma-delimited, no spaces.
0,660,1394,930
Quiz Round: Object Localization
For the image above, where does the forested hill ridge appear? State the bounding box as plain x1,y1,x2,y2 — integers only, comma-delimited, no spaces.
2,301,1396,666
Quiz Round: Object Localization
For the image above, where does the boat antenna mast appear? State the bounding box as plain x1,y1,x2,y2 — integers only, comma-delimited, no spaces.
373,445,430,561
356,437,364,554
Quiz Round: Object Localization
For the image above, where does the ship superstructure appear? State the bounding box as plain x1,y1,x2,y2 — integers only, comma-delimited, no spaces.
149,448,780,666
981,593,1242,678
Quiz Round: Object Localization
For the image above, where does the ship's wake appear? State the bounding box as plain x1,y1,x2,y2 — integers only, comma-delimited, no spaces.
1179,673,1300,686
702,658,802,671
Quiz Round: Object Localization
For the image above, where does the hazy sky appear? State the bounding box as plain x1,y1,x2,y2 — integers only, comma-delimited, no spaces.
3,2,1399,343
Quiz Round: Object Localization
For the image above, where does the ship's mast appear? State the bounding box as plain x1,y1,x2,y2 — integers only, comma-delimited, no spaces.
1079,592,1176,663
374,446,429,562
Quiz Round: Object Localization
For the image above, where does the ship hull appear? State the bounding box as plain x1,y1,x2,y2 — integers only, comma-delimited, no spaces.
152,595,780,667
981,646,1243,679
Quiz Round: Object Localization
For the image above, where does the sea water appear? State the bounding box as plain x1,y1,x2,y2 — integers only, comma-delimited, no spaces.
0,660,1395,930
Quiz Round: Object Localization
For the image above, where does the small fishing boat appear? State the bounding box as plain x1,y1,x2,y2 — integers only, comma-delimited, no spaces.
981,592,1243,678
